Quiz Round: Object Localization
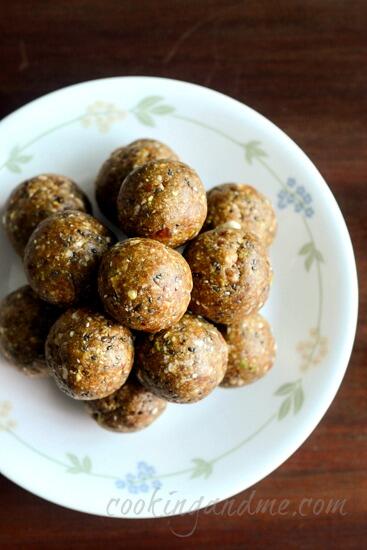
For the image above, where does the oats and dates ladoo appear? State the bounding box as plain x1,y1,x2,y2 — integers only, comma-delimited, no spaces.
98,238,192,333
136,313,228,403
184,226,272,324
205,183,277,247
46,308,134,400
220,313,276,387
24,211,114,307
117,159,207,247
0,285,59,377
95,139,178,222
86,378,167,432
3,174,91,256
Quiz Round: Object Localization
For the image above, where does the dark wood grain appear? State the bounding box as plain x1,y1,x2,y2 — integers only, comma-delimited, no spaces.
0,0,366,548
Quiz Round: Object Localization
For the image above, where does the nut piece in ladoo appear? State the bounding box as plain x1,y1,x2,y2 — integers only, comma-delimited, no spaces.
117,159,207,248
86,378,167,432
3,174,91,256
46,308,134,400
184,226,272,324
98,238,192,333
205,183,277,247
24,211,114,307
136,313,228,403
0,285,60,377
96,139,178,222
220,313,276,387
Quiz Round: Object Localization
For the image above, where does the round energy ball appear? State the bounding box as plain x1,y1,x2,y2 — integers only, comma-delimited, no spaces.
205,183,277,247
220,313,276,387
24,211,114,307
3,174,91,256
86,378,167,432
95,139,178,223
98,238,192,333
46,308,134,400
136,313,228,403
117,159,207,248
184,227,272,324
0,285,59,377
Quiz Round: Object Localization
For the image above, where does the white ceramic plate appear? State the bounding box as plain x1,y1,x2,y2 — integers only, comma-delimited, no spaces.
0,77,358,518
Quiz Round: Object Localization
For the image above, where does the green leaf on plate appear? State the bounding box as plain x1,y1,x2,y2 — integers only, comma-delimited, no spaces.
274,382,295,396
5,146,33,174
191,458,213,479
305,253,314,271
83,456,92,473
137,96,163,110
278,396,292,420
150,104,175,115
299,242,313,255
243,140,268,164
293,386,304,414
66,453,79,466
299,241,324,271
16,154,33,163
136,111,155,127
66,453,92,474
6,162,22,173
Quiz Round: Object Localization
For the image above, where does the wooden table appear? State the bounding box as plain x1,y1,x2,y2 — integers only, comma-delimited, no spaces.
0,1,366,547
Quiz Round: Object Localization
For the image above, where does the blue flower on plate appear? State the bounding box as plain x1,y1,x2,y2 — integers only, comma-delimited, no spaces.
277,178,314,217
115,462,162,493
277,189,287,209
287,177,296,188
138,461,155,477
